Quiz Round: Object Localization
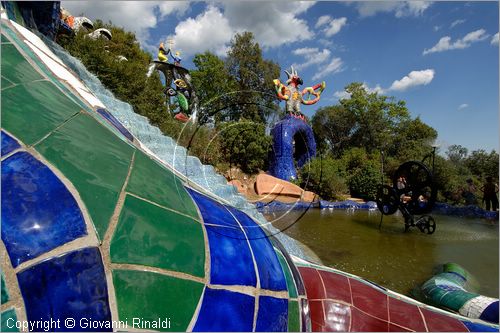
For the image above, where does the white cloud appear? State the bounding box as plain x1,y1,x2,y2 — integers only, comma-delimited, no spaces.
61,1,188,46
164,2,316,57
491,32,499,45
324,17,347,37
423,29,489,55
450,19,466,28
388,69,435,91
458,103,469,110
312,57,344,80
352,1,432,18
292,48,331,70
433,25,441,32
222,2,315,48
316,15,331,28
166,6,233,57
313,15,347,37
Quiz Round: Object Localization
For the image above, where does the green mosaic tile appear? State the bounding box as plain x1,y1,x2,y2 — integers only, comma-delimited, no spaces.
2,76,15,89
113,270,203,331
35,113,135,239
126,151,199,219
1,22,90,112
0,309,19,332
1,34,11,43
1,274,9,304
1,43,44,84
2,80,81,146
110,195,205,278
277,251,298,298
288,300,300,332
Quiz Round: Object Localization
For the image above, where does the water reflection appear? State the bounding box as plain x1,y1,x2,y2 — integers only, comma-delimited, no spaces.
265,209,499,297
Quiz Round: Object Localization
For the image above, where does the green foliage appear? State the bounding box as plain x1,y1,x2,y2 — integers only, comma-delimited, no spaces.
226,32,281,123
299,156,348,201
58,21,170,127
347,161,381,201
465,149,499,180
217,121,271,174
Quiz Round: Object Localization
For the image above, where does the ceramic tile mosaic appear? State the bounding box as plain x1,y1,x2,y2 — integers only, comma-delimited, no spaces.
1,273,9,304
2,151,87,267
96,108,134,142
2,12,498,333
288,300,301,332
204,225,257,287
187,188,239,227
1,42,44,84
126,151,199,220
193,288,255,332
2,80,82,146
1,131,20,156
36,113,135,239
256,296,288,332
17,247,111,332
110,194,205,277
0,309,19,332
229,207,287,291
113,269,203,331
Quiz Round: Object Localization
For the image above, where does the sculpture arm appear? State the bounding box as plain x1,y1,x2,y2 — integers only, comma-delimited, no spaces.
273,79,290,101
301,81,326,105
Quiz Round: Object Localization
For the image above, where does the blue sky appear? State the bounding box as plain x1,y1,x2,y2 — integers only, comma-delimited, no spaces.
63,1,499,153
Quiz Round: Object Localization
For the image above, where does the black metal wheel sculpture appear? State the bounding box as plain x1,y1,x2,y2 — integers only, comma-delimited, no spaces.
416,215,436,234
376,185,399,215
393,161,437,215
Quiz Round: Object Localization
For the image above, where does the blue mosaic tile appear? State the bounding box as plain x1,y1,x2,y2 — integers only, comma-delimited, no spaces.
1,131,21,156
462,321,498,332
229,207,287,291
205,225,257,287
193,288,254,332
1,152,87,267
96,109,134,142
17,247,111,332
256,296,288,332
187,188,239,227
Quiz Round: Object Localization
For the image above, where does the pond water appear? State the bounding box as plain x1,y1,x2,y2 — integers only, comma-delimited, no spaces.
264,209,499,298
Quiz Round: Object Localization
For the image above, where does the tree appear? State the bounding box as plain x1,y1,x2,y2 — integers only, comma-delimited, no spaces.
311,105,356,157
446,144,468,163
218,121,271,174
465,149,499,179
191,52,237,123
226,32,280,123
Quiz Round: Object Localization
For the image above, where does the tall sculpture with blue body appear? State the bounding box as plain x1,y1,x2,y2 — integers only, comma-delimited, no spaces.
269,67,325,181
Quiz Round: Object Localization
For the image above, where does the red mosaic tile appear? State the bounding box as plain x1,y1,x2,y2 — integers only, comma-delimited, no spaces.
420,308,469,332
323,300,351,332
350,278,388,321
309,300,325,332
389,323,414,332
351,307,389,332
319,270,352,304
388,297,427,332
298,267,326,300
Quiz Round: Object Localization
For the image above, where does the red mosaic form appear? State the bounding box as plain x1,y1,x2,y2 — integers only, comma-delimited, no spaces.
297,265,474,332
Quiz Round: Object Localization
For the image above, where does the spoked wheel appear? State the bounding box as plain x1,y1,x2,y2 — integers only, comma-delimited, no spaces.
376,185,399,215
417,215,436,234
393,161,437,215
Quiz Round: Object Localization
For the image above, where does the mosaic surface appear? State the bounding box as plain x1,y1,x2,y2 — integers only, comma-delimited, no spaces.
1,8,498,332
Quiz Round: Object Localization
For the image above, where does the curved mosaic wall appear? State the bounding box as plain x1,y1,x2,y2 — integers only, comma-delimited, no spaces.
1,9,498,332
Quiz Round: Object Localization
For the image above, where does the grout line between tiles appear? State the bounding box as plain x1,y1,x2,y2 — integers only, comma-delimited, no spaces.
0,241,28,332
101,150,136,323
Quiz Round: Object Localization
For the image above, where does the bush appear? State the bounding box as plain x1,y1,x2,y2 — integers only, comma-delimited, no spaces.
217,121,271,174
347,161,381,201
299,156,348,200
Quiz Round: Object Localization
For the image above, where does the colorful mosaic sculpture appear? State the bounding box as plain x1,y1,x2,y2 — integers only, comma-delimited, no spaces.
1,4,498,332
